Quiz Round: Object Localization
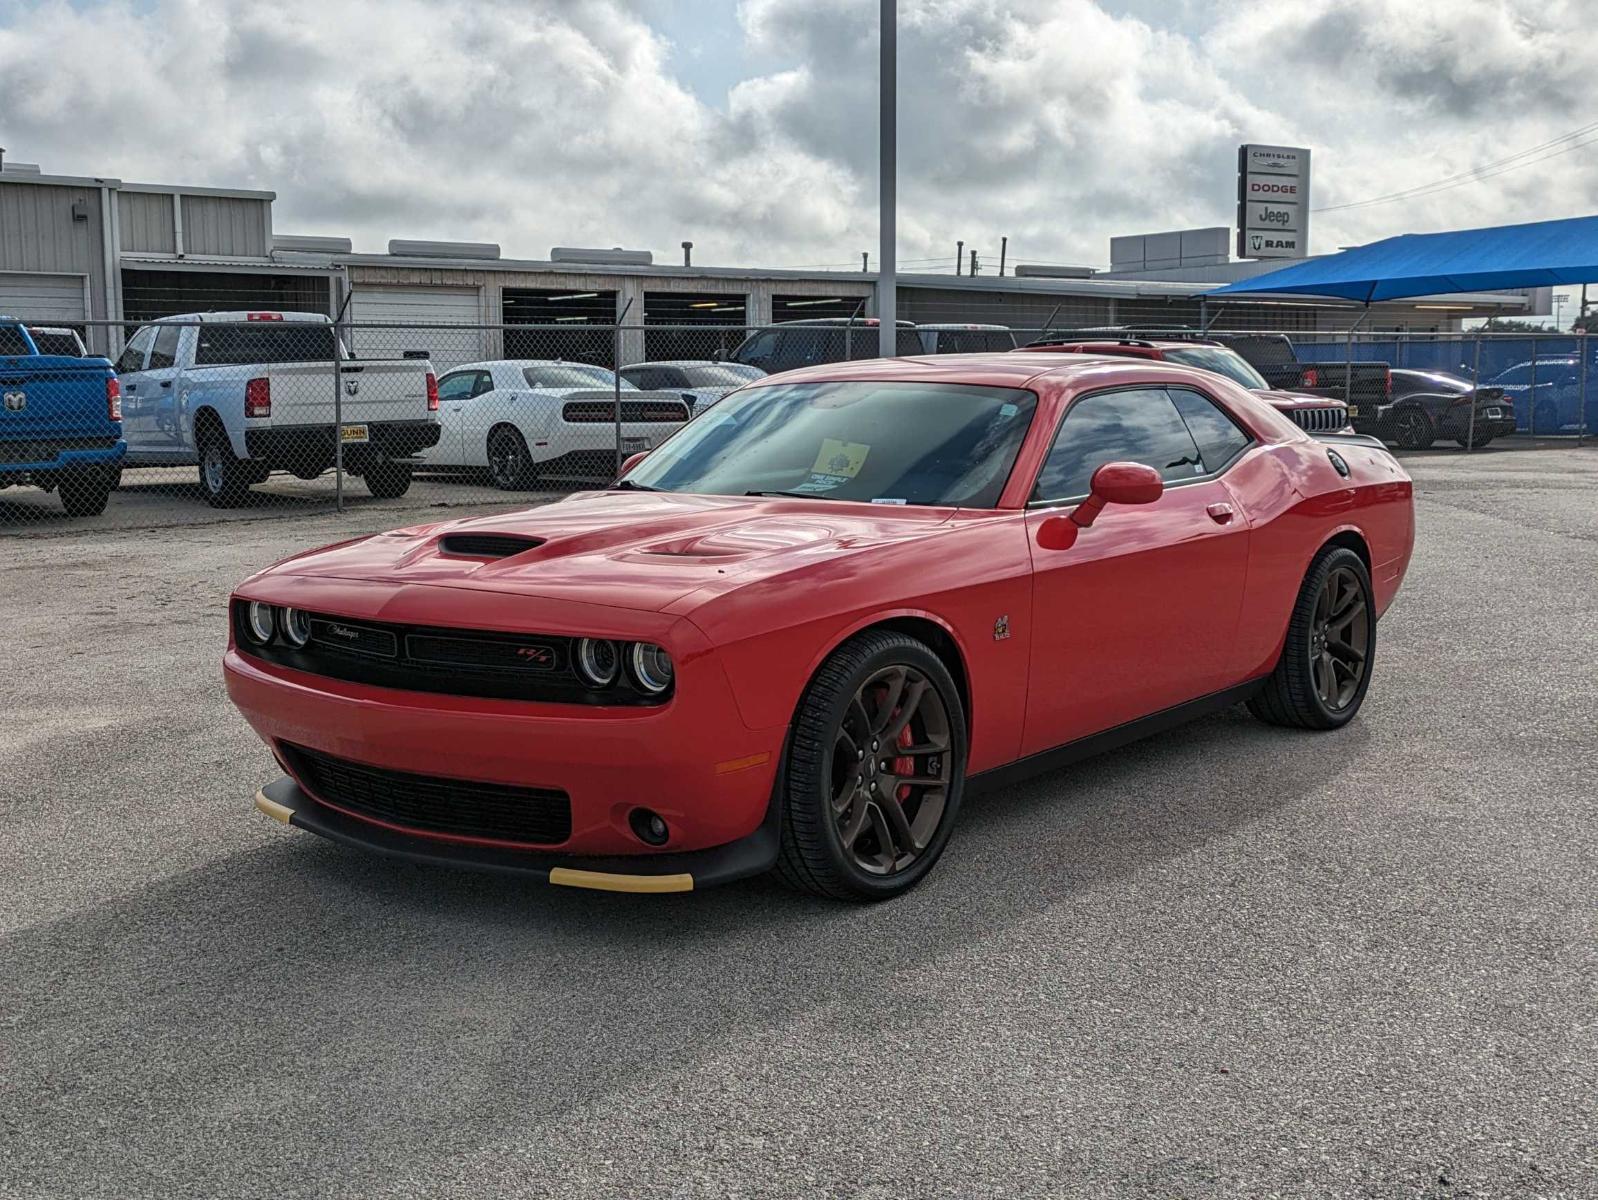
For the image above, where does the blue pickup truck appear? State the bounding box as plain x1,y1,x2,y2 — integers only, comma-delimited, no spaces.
0,318,125,517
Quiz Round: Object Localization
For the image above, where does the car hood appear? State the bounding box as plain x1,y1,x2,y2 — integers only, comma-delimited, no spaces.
269,490,958,612
1258,388,1344,410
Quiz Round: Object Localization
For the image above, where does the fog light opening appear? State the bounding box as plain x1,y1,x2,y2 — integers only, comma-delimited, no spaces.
629,808,670,846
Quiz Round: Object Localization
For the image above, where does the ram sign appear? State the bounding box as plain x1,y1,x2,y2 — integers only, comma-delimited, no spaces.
1237,144,1310,260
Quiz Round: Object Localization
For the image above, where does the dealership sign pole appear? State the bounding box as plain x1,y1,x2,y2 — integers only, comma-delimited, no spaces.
1237,144,1311,259
878,0,897,358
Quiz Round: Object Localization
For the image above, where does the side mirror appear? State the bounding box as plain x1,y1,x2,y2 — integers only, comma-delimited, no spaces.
1036,461,1163,550
619,450,650,477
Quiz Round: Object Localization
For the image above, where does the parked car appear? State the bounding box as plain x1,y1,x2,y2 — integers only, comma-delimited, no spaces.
730,318,921,374
619,360,759,412
916,324,1017,354
231,351,1413,901
1486,358,1596,434
0,317,124,516
1363,368,1516,449
26,326,88,357
1213,333,1393,414
1020,339,1355,435
419,359,692,489
115,311,440,507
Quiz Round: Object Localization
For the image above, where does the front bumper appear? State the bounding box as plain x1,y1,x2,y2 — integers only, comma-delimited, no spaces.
253,775,779,892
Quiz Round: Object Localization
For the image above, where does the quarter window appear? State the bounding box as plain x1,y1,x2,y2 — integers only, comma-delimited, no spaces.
1167,387,1252,473
147,323,181,370
1033,388,1206,502
116,326,157,374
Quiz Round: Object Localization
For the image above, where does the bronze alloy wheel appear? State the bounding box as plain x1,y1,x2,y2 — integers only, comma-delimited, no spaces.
1310,564,1369,712
829,664,952,876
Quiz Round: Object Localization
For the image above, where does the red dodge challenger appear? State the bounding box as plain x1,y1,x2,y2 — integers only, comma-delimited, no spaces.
226,352,1414,901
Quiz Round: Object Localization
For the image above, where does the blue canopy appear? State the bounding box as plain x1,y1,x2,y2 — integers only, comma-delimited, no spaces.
1209,214,1598,303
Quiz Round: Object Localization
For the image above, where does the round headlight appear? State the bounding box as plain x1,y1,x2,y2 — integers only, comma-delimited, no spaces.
280,607,311,648
575,637,620,687
629,642,674,694
245,601,276,645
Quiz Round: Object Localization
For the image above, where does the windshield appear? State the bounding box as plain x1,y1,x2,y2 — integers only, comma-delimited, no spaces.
1163,346,1270,390
0,326,31,356
681,364,751,388
625,380,1037,507
523,364,633,389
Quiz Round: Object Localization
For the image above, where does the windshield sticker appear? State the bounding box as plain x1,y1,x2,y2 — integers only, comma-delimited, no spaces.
811,438,869,479
871,497,907,505
999,403,1019,417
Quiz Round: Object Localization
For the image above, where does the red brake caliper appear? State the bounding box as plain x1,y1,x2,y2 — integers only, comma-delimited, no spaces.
892,723,915,801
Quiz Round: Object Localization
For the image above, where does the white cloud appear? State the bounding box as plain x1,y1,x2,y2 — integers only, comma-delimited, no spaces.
1,0,1594,270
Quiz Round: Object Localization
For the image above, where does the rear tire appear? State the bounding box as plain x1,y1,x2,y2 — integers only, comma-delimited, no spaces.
363,461,413,499
197,424,252,508
774,630,967,902
1390,409,1434,450
1248,546,1375,731
488,426,538,490
59,468,112,517
1456,436,1494,449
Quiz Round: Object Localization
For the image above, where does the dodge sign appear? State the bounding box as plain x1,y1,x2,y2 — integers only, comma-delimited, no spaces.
1237,143,1310,260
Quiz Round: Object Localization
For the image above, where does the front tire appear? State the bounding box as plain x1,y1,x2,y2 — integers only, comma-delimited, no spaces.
488,426,538,490
1248,546,1375,730
774,630,967,901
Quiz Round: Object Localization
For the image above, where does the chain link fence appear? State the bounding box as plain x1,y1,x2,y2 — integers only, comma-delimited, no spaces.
1,317,1590,533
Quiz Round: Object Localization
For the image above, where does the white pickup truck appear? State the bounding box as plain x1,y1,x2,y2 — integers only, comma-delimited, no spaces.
115,311,440,506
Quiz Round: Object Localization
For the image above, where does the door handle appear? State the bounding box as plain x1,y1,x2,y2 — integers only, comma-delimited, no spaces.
1206,502,1235,524
160,380,172,388
124,384,137,393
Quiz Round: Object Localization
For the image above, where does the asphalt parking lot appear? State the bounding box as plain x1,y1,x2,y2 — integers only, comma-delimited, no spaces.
2,447,1594,1199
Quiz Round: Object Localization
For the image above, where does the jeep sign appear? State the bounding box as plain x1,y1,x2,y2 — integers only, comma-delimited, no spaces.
1237,143,1310,260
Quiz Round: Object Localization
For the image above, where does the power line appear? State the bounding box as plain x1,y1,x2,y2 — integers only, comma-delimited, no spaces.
1314,120,1598,213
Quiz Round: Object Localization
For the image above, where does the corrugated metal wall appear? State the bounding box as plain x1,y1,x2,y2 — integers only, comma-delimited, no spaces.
0,180,102,274
118,192,177,254
179,194,270,256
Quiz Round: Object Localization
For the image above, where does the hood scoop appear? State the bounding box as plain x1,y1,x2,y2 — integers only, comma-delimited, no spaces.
438,533,546,559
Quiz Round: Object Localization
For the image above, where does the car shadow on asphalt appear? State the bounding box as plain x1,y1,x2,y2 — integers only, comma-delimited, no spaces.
0,705,1370,1192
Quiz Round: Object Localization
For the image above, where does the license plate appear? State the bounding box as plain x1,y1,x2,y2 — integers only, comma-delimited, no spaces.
1484,407,1503,418
1345,405,1359,417
621,437,651,452
340,424,369,444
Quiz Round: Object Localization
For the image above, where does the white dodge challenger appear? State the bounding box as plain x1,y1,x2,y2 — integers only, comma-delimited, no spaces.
418,360,694,489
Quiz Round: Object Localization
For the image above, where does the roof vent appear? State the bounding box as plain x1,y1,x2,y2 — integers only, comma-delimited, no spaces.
550,246,654,266
1,161,42,175
388,239,501,260
1014,264,1097,279
274,234,354,254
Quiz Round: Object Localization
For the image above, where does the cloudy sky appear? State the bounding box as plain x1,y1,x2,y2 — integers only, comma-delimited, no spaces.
1,0,1592,271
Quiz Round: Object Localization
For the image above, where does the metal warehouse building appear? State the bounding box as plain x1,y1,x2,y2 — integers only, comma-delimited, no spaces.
0,158,1545,367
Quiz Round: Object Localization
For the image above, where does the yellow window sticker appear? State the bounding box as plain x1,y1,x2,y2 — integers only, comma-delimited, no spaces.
811,438,869,479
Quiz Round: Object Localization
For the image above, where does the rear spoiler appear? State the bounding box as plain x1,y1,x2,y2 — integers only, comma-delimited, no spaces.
1311,431,1387,449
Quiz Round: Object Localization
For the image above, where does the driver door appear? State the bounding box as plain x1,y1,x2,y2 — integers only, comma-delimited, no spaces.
1021,386,1252,756
429,369,485,465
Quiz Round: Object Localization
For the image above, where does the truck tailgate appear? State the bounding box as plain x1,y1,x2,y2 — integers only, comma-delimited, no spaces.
267,362,432,426
0,358,113,440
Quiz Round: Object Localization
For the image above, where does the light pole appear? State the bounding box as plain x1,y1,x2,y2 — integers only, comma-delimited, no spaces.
878,0,896,357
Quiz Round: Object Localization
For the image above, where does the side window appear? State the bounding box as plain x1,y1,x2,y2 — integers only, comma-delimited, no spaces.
435,372,477,402
1033,388,1205,502
737,330,780,364
116,326,157,374
1167,387,1251,473
147,324,181,370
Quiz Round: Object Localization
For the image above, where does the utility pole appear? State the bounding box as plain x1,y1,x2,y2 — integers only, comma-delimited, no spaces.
877,0,896,357
999,236,1008,277
969,249,978,276
956,240,964,276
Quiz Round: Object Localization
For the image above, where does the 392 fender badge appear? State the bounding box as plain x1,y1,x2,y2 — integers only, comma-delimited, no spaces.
993,615,1010,641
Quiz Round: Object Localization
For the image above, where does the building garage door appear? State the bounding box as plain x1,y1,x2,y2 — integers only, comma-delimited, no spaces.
0,272,88,324
347,287,487,371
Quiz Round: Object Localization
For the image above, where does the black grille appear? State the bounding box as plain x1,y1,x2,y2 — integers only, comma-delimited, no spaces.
232,602,664,705
562,400,688,423
283,743,572,845
439,533,544,558
1289,405,1349,433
